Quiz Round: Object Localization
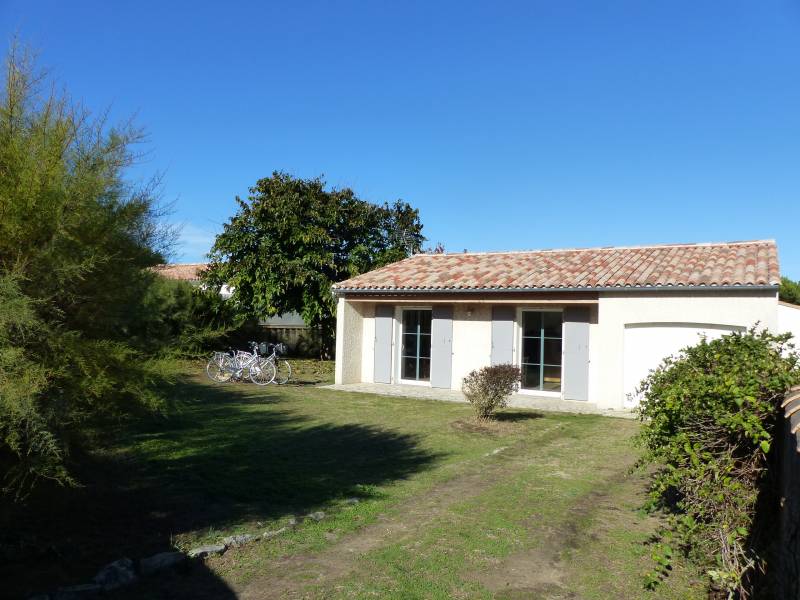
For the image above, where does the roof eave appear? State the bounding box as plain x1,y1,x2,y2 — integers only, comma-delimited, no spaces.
332,284,780,296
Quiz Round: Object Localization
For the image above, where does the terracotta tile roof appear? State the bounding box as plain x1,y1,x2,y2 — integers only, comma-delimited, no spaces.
333,240,780,292
152,263,208,281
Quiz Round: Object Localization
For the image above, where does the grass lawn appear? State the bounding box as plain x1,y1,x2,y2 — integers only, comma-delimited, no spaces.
3,361,705,599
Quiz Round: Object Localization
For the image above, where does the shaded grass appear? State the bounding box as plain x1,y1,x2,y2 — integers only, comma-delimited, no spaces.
2,361,705,599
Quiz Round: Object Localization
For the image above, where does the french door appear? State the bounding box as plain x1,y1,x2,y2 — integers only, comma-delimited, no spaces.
400,309,432,381
520,310,563,392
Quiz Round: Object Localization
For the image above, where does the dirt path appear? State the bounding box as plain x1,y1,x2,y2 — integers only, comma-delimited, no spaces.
473,458,640,599
236,423,568,600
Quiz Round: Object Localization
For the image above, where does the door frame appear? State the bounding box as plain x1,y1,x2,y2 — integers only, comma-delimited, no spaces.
515,307,564,398
394,305,433,386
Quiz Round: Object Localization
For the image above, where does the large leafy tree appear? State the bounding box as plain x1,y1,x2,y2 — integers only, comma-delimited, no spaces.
204,172,424,354
0,46,173,495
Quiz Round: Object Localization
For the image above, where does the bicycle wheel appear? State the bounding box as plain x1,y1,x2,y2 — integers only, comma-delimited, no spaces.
249,358,276,386
274,359,292,384
206,354,233,383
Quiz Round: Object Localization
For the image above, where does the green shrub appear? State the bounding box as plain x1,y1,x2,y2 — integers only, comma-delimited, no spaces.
636,328,800,596
0,273,63,492
0,46,175,497
780,276,800,306
132,277,257,358
462,364,521,420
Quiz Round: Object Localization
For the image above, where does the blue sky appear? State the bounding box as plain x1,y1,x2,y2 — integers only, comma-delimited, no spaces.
2,1,799,278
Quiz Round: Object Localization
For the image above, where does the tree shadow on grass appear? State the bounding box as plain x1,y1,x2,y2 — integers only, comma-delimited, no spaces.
117,561,240,600
494,410,546,423
136,400,441,529
0,377,442,599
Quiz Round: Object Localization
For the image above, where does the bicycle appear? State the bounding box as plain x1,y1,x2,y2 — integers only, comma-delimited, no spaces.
206,350,234,383
259,342,292,384
206,342,276,385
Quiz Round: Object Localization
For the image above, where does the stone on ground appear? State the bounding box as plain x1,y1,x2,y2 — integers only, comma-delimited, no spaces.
139,551,186,576
222,534,257,548
262,527,288,540
93,558,137,591
187,544,226,559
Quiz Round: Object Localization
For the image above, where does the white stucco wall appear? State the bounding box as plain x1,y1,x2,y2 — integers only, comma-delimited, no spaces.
334,298,366,385
779,302,800,344
622,323,743,407
450,304,492,389
592,290,778,410
339,291,779,409
342,302,495,388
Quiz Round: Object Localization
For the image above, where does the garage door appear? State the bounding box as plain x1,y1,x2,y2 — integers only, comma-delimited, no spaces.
623,322,743,407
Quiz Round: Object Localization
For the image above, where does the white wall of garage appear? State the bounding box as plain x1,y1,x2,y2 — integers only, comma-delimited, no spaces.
779,302,800,346
621,323,742,407
594,290,778,410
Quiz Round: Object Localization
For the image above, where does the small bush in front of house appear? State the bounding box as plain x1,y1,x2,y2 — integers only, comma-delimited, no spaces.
462,364,521,420
636,328,800,597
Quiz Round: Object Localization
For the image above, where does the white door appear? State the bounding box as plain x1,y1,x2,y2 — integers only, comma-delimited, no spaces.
623,323,742,407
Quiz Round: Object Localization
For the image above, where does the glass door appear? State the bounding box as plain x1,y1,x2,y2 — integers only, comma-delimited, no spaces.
520,311,563,392
401,309,432,382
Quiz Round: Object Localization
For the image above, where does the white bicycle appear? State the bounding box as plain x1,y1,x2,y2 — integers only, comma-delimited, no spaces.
258,342,292,385
206,342,276,386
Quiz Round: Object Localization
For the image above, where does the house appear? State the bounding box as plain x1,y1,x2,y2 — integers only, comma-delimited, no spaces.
151,263,233,299
332,240,800,410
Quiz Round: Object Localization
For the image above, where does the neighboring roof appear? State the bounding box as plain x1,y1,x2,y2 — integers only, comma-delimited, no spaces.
152,263,207,281
333,240,780,293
